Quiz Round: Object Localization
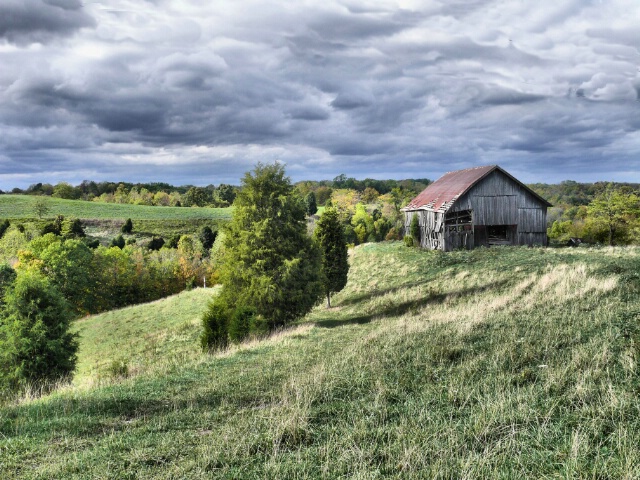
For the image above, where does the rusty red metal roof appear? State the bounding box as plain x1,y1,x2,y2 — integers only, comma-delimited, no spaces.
403,165,551,212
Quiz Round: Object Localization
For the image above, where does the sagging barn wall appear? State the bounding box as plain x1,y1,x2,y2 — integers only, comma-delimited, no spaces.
404,170,548,251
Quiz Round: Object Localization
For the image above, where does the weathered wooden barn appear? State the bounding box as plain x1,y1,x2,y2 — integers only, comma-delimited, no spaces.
402,165,551,251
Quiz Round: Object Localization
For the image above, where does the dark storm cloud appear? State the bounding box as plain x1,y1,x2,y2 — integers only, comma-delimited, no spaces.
1,0,640,188
0,0,95,45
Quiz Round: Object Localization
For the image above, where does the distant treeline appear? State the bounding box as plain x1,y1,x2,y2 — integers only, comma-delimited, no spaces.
1,175,433,209
530,180,640,207
4,181,238,208
6,176,640,211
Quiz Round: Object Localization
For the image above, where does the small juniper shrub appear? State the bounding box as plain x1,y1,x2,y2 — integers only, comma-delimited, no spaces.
404,235,414,247
147,236,165,251
228,305,256,343
110,235,125,249
200,297,230,351
121,218,133,234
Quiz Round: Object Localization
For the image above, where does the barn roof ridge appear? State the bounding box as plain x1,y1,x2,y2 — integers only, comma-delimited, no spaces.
402,165,552,213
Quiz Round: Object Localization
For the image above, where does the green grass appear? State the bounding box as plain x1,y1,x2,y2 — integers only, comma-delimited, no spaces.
72,288,219,383
1,243,640,478
0,195,231,221
0,195,232,241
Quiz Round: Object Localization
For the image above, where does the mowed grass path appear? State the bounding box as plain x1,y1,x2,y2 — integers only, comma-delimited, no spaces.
0,195,231,221
1,243,640,478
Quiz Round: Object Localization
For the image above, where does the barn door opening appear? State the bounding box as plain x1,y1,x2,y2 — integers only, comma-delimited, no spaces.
487,225,510,245
487,225,509,245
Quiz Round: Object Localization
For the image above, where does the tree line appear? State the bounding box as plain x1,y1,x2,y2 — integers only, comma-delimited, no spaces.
4,175,433,209
546,185,640,245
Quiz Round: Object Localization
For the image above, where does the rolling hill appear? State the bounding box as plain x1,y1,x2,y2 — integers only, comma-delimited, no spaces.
1,242,639,478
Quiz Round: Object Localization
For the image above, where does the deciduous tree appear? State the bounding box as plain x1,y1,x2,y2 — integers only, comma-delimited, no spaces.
32,198,50,219
586,187,639,245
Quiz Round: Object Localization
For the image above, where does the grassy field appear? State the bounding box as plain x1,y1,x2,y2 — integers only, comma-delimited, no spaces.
1,243,640,478
0,195,232,221
0,195,232,240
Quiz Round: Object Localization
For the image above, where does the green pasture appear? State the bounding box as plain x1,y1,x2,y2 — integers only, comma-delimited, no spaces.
0,195,231,221
0,195,231,241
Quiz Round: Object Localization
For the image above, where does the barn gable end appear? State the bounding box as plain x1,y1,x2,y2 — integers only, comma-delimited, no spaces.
403,166,551,251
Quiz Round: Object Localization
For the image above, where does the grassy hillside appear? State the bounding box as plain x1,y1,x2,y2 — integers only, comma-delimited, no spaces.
1,243,640,478
72,288,218,383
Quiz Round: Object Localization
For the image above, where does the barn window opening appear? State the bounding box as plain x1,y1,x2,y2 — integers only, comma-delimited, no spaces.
445,210,472,232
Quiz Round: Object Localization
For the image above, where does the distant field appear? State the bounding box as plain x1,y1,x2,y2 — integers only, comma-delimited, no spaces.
0,195,232,221
2,243,640,478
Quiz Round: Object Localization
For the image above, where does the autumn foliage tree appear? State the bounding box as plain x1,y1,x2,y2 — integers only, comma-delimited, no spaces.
585,187,639,245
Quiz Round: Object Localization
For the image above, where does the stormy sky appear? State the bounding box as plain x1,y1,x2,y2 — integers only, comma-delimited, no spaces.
1,0,639,189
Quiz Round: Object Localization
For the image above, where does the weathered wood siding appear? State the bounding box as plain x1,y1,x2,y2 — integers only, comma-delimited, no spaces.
452,170,547,248
405,210,445,250
406,169,548,250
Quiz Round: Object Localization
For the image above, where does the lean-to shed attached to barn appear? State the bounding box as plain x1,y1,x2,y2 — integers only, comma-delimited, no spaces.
402,165,552,251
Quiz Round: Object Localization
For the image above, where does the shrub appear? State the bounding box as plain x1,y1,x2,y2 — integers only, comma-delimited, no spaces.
404,235,414,247
0,219,10,239
62,218,86,238
228,305,256,343
110,235,125,249
305,191,318,216
83,238,100,249
42,215,64,236
0,271,78,392
385,227,402,241
121,218,133,234
0,263,16,298
147,236,165,251
198,226,216,251
200,297,230,351
410,213,420,244
166,235,180,249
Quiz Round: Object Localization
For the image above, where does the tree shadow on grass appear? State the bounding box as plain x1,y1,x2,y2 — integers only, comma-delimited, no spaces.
335,281,429,308
315,279,511,329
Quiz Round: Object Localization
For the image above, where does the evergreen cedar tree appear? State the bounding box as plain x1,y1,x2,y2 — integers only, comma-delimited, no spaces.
314,207,349,308
121,218,133,234
110,234,125,249
410,213,420,245
201,163,322,350
305,191,318,216
198,226,217,251
0,271,78,392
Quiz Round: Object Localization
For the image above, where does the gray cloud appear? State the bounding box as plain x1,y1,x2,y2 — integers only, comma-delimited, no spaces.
0,0,95,45
1,0,640,188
